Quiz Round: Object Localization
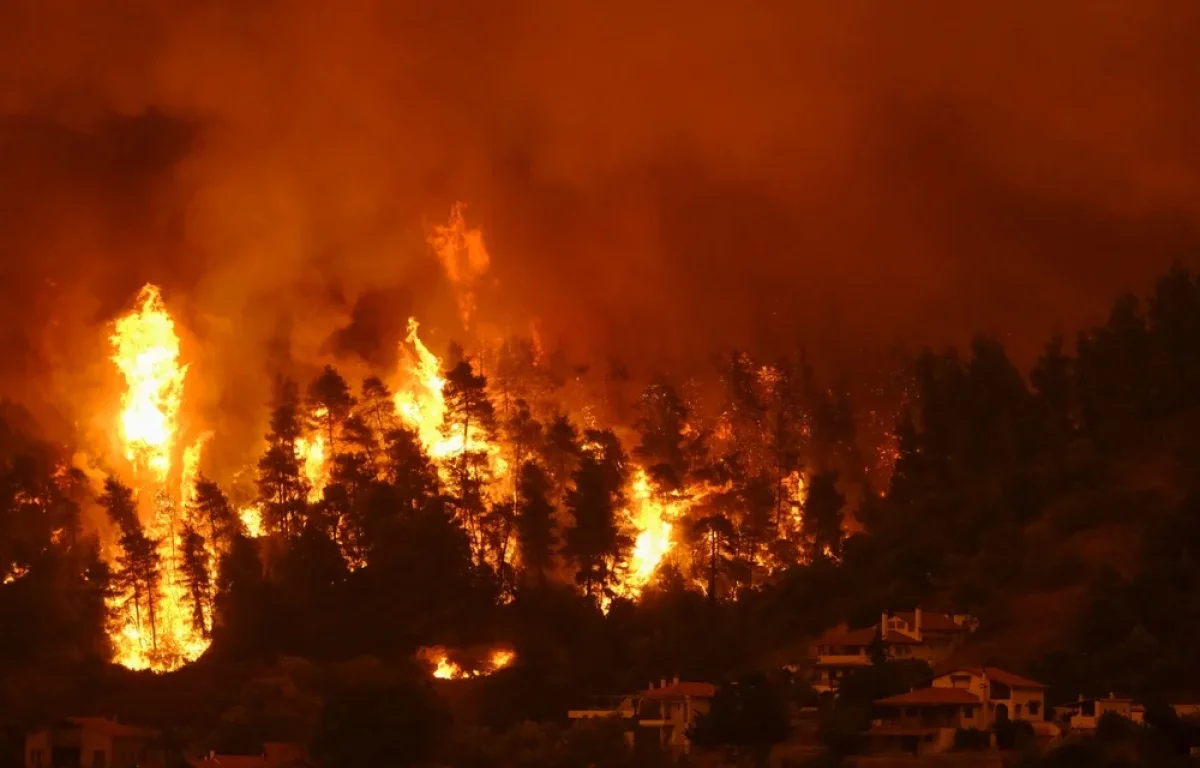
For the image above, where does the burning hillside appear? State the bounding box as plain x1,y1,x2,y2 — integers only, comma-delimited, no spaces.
77,204,863,673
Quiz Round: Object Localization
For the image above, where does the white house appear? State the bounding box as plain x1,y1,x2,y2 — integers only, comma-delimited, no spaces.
568,677,716,754
931,666,1048,728
809,609,977,693
1059,695,1144,731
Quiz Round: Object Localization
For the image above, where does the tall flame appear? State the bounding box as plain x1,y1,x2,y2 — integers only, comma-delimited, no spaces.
429,202,490,330
110,285,187,481
107,284,212,672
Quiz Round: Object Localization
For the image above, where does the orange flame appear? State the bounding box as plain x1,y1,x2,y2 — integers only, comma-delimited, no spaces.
106,285,212,673
110,285,186,481
421,645,516,680
429,202,490,330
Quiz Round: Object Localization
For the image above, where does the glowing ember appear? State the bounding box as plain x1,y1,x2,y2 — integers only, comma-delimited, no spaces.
239,506,264,538
3,563,29,584
110,285,187,481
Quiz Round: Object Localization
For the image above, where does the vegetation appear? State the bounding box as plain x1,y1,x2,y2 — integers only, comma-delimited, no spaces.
8,264,1200,764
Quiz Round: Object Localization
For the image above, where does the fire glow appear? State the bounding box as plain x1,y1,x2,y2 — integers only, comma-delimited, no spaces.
105,285,216,672
422,646,516,680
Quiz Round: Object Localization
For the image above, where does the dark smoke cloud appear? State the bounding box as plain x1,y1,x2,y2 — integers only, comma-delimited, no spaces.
1,0,1199,458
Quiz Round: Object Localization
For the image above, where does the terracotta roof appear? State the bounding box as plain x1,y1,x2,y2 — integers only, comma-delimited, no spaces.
876,688,981,706
641,681,717,700
937,667,1047,690
895,611,968,632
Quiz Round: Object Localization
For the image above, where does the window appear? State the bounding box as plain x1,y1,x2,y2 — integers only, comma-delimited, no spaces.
94,750,105,768
950,674,971,689
1029,701,1041,716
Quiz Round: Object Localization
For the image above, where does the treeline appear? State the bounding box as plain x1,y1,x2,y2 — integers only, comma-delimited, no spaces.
6,263,1200,721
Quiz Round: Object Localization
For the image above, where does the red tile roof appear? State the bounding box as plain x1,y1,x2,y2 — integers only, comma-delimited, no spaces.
641,681,717,700
938,667,1047,690
876,688,981,706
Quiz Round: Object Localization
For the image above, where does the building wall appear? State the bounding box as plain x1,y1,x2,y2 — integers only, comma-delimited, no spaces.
932,673,1045,728
25,730,51,768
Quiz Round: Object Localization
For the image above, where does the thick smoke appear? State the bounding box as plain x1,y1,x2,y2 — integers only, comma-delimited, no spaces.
1,0,1199,460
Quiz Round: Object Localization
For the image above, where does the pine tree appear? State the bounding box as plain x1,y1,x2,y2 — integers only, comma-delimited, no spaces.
802,470,846,559
179,523,211,635
633,380,690,493
689,512,735,601
99,477,162,649
308,365,356,455
515,461,557,585
358,376,398,437
382,428,439,512
258,378,307,537
441,359,496,560
189,475,237,549
563,429,629,601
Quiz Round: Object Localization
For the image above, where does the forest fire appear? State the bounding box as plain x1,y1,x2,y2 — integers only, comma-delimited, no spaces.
104,285,216,672
421,646,516,680
72,206,853,676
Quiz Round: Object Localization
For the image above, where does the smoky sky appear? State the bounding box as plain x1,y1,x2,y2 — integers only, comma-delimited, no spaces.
2,0,1200,443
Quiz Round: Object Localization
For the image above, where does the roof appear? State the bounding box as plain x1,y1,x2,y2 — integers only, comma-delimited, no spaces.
895,611,969,632
876,688,981,706
1067,697,1134,706
937,667,1047,690
641,681,717,700
59,718,157,738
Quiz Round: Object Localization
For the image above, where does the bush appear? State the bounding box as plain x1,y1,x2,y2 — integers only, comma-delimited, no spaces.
955,727,989,751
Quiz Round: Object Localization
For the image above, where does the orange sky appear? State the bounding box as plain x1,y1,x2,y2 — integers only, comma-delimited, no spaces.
1,0,1198,439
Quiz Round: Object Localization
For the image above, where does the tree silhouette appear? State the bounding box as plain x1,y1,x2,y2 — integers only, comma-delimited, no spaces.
258,378,307,537
188,475,237,550
515,461,557,586
563,429,629,602
99,477,162,650
802,470,846,559
308,365,356,455
178,523,211,635
633,380,690,492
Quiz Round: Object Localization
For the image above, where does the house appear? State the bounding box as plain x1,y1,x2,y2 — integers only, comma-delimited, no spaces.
808,609,977,693
638,679,716,753
867,687,983,755
185,743,313,768
567,677,715,754
864,667,1048,755
931,666,1048,728
26,718,162,768
1058,695,1144,731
